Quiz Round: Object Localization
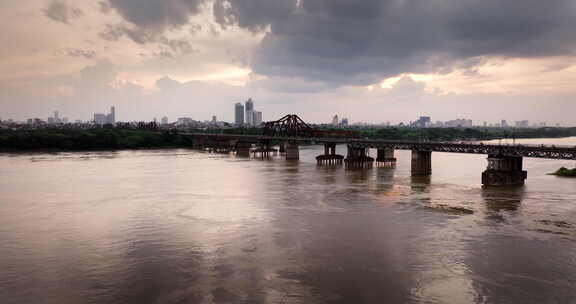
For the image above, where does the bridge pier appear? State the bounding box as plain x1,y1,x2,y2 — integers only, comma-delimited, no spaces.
316,143,344,165
482,156,527,186
193,137,205,150
278,142,286,153
345,145,374,168
411,150,432,175
252,140,277,158
285,142,299,160
236,142,251,157
376,148,396,166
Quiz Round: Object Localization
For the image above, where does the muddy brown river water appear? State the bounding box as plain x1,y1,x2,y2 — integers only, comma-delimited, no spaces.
1,137,576,303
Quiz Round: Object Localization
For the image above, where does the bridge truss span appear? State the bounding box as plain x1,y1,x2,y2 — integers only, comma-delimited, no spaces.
348,141,576,160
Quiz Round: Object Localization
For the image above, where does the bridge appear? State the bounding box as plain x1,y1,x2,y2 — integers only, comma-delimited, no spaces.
185,115,576,186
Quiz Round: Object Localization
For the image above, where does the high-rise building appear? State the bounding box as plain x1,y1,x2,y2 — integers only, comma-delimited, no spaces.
245,98,254,112
94,113,107,125
94,106,116,125
332,115,339,125
341,118,349,126
235,102,244,125
212,115,217,123
253,111,262,125
161,117,168,125
107,106,116,124
246,110,253,125
177,117,193,126
515,120,530,128
245,98,254,125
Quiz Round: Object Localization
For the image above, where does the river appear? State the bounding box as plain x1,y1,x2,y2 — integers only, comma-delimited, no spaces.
1,137,576,303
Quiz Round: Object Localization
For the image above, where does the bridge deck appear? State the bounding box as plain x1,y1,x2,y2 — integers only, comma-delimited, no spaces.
184,133,576,160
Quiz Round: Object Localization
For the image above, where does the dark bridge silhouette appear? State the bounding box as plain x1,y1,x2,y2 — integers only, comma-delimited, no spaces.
186,114,576,186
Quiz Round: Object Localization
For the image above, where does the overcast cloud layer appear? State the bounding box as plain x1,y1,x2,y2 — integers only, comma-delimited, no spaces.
101,0,576,85
1,1,575,123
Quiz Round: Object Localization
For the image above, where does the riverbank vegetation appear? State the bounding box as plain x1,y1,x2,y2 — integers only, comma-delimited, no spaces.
549,167,576,177
1,126,576,151
0,128,194,151
353,126,576,141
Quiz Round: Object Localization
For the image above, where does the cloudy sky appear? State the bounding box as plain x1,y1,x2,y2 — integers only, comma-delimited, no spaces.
1,0,576,124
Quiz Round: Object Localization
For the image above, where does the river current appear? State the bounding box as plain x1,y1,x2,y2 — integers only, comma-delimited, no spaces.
1,137,576,303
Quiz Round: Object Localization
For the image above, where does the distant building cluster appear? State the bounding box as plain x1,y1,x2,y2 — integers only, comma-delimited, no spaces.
46,111,68,124
331,114,349,126
406,116,552,129
93,107,116,125
234,98,263,126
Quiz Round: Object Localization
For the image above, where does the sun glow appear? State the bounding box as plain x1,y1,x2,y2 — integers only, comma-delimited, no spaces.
196,67,251,85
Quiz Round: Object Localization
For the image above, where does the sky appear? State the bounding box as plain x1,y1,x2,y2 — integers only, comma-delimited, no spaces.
1,0,576,125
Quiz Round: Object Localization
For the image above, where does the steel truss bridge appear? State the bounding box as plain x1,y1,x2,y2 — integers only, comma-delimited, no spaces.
185,115,576,186
186,133,576,160
186,114,576,160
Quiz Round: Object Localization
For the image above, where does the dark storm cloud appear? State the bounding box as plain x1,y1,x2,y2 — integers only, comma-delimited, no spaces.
213,0,296,32
214,0,576,85
100,0,205,48
97,0,576,86
43,0,84,24
105,0,204,31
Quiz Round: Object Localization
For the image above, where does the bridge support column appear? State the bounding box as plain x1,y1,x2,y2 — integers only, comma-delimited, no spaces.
193,137,205,150
316,143,344,165
482,156,527,186
411,150,432,175
345,145,374,168
285,142,299,160
376,148,396,166
252,140,277,158
236,142,251,157
279,142,286,153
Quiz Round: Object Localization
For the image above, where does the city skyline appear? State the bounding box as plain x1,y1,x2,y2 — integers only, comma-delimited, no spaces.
1,1,576,125
5,106,566,129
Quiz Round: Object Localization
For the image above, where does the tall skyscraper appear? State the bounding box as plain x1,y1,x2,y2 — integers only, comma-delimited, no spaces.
245,98,254,112
161,117,168,125
332,115,339,125
235,102,244,125
245,98,254,125
107,106,116,124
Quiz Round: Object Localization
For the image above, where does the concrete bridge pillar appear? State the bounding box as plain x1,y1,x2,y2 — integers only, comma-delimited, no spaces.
411,150,432,175
279,142,286,153
236,142,251,157
345,145,374,168
376,148,396,166
316,143,343,165
285,142,299,160
482,156,527,186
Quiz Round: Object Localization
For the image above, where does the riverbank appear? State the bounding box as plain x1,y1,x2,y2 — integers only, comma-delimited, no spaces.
2,126,576,152
549,167,576,177
0,128,194,151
